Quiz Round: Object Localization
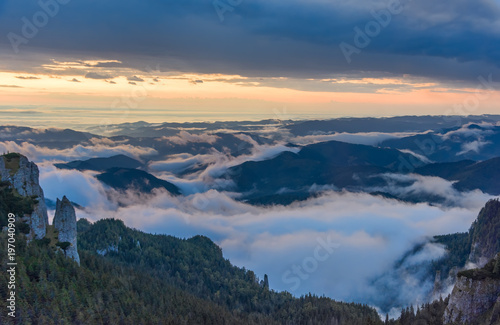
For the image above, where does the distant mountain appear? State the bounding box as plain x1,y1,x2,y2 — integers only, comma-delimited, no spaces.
0,126,98,149
54,154,143,171
380,124,500,162
415,157,500,195
286,116,500,136
85,119,287,137
96,167,181,195
45,198,82,210
113,132,273,158
227,140,426,202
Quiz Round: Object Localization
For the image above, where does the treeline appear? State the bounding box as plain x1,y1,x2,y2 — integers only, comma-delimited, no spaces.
469,198,500,259
385,298,448,325
431,232,471,279
0,182,34,233
458,253,500,280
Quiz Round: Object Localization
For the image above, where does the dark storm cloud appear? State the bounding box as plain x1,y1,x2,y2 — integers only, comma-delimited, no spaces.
1,0,500,83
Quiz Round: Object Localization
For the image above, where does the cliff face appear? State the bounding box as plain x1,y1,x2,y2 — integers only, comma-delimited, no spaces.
444,276,500,324
0,154,48,240
468,200,500,268
53,196,80,265
436,200,500,324
444,253,500,325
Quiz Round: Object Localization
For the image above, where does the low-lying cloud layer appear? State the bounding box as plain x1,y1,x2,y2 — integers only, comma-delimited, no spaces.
289,131,420,146
150,141,300,194
38,164,492,313
0,141,157,161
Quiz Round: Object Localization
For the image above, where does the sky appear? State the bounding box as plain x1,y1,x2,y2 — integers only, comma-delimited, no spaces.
0,0,500,127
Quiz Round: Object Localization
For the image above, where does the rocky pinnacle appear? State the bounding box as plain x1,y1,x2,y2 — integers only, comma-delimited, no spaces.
53,196,80,265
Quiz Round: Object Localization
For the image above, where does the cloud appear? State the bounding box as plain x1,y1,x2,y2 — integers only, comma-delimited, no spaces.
160,131,220,145
0,109,38,115
1,0,500,84
457,140,492,155
150,142,300,195
91,61,123,68
39,164,111,210
85,72,114,79
369,173,493,209
0,85,22,88
0,141,157,162
15,76,40,80
398,149,433,164
149,153,217,173
290,132,419,146
368,241,448,314
127,76,144,82
442,123,495,140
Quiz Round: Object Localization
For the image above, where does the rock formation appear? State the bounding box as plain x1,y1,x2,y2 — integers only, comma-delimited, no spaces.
444,254,500,325
0,153,48,240
53,196,80,265
468,199,500,268
444,277,500,324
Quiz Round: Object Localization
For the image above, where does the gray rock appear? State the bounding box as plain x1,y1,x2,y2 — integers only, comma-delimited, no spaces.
470,242,495,269
53,196,80,265
96,245,119,256
0,155,48,240
444,274,500,324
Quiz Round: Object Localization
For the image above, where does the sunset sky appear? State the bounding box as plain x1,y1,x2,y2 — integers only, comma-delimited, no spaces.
1,0,500,128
